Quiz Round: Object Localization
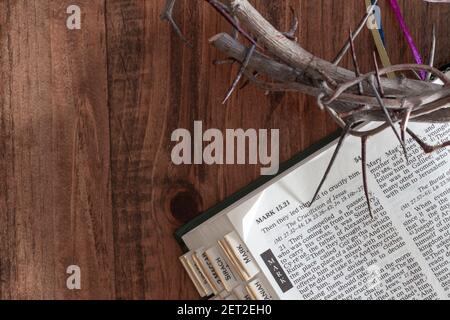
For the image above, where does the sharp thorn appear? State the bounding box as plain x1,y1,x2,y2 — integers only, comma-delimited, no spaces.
349,29,363,95
406,128,450,154
361,136,373,219
222,44,256,104
426,24,436,81
161,0,193,47
206,0,261,48
333,0,379,65
309,124,351,207
283,6,299,41
368,76,406,161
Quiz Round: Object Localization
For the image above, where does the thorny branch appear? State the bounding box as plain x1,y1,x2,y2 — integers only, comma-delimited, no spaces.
162,0,450,218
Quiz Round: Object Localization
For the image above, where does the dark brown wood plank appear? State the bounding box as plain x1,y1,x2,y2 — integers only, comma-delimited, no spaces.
0,0,114,299
105,0,198,300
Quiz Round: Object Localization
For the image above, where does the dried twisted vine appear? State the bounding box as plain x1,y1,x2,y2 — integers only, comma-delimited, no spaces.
162,0,450,217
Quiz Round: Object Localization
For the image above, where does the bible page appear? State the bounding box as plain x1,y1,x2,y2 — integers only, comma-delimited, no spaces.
227,122,449,300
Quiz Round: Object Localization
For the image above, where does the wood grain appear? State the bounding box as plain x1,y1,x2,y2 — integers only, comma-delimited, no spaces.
0,0,449,299
0,0,114,299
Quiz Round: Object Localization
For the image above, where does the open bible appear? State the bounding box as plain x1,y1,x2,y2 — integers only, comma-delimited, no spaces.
176,118,450,300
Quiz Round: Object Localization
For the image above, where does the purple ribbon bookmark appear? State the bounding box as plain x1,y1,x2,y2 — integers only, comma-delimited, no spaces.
389,0,426,79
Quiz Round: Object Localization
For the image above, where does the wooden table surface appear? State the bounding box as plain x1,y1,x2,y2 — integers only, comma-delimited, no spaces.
0,0,449,300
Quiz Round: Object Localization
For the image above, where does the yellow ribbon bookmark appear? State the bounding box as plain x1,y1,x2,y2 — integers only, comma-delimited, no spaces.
365,0,395,79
